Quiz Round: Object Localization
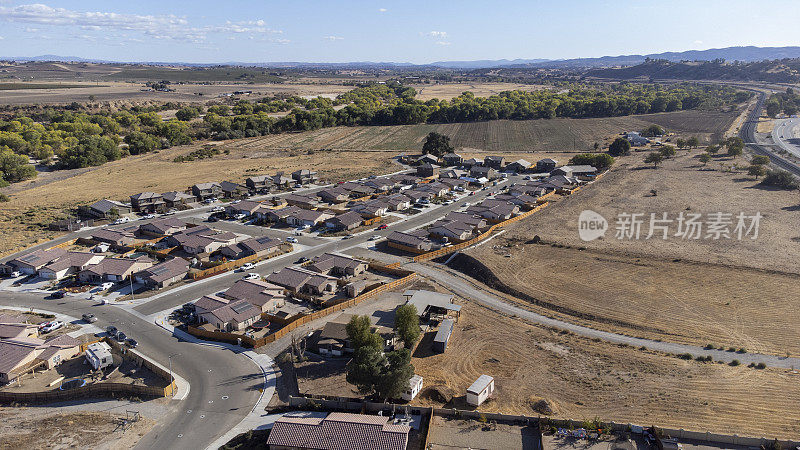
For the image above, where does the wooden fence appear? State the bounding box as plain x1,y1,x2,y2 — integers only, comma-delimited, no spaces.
412,202,550,262
0,382,170,404
187,265,417,349
188,244,294,280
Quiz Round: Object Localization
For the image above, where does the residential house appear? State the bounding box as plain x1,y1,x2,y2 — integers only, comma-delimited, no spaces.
218,236,282,260
194,294,260,332
484,155,505,169
6,248,67,275
284,193,320,209
416,162,439,178
245,175,272,193
443,211,487,229
439,177,468,191
0,334,81,383
166,226,238,255
438,168,466,179
466,199,520,222
91,229,137,247
220,181,249,199
191,182,222,201
129,192,164,213
442,152,463,166
271,172,295,189
347,184,376,198
259,206,302,224
266,267,338,296
387,230,433,253
535,158,558,173
224,200,263,217
133,257,190,289
350,200,389,218
415,154,439,166
315,314,396,356
266,412,411,450
291,169,318,185
388,174,421,186
138,218,187,237
469,165,498,180
417,181,450,198
625,131,650,146
384,194,412,211
38,252,105,280
82,199,132,219
307,253,368,277
506,159,532,173
316,187,349,204
461,157,482,168
428,220,474,241
551,165,598,178
494,193,539,209
162,191,195,209
222,279,286,314
403,189,433,204
285,209,334,228
324,211,363,231
78,256,153,284
364,177,396,192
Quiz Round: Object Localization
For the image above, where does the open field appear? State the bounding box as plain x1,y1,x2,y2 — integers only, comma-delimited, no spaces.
0,407,154,449
410,82,549,100
0,144,396,257
462,151,800,355
410,295,800,439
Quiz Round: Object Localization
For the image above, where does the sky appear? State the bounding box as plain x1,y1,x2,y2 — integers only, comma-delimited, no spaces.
0,0,799,64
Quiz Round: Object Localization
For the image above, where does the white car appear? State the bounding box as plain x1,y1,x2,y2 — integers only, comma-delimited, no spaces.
7,271,21,278
41,321,64,333
369,235,382,241
100,282,115,291
286,237,298,243
243,273,260,280
212,206,225,212
238,262,256,271
234,213,247,220
143,214,156,220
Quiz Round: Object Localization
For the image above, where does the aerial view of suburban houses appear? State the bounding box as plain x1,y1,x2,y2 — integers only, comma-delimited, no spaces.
1,3,799,449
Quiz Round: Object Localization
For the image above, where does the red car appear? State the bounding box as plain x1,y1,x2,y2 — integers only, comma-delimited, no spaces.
376,224,388,230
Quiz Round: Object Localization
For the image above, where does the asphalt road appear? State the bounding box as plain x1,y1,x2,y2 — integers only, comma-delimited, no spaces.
771,117,800,160
739,91,800,177
0,291,262,450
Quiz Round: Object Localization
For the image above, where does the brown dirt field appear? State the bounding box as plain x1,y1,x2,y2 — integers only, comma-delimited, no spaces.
464,151,800,355
410,297,800,439
0,144,395,257
0,408,154,449
411,82,548,101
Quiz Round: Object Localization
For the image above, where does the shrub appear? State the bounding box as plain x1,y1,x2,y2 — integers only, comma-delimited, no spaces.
729,359,741,366
568,153,615,170
756,362,766,369
678,353,693,360
0,193,8,202
762,169,799,190
608,137,631,156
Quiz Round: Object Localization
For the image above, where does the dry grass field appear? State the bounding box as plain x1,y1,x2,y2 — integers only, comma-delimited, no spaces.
410,296,800,439
463,151,800,355
410,82,549,100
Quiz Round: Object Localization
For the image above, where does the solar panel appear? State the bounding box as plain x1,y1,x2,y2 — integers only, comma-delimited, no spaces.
150,266,170,275
231,302,254,314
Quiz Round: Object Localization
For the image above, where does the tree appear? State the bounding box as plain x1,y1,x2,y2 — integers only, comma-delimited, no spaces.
346,346,386,395
641,124,665,137
0,146,37,183
686,136,700,149
751,155,770,166
726,138,743,158
422,132,454,157
394,304,420,349
676,138,687,149
374,348,414,400
175,107,200,121
748,164,767,179
706,144,720,154
762,169,799,190
608,137,630,156
658,145,676,158
644,152,664,168
699,153,711,166
568,153,615,170
346,315,383,352
766,100,781,118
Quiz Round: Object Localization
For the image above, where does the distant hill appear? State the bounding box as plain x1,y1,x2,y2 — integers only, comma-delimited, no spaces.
585,58,800,83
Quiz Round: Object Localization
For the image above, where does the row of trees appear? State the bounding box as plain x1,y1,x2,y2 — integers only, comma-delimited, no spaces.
766,88,798,118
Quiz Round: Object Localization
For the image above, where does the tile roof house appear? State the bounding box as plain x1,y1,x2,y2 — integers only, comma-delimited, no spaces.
130,192,165,213
350,200,389,218
428,220,474,241
364,178,396,192
224,200,263,217
271,173,296,188
469,165,499,180
387,230,433,253
220,181,249,199
91,229,137,247
465,200,520,221
284,194,321,209
266,412,411,450
38,252,105,280
259,205,303,223
506,159,532,173
7,248,68,275
162,191,196,209
245,175,272,193
316,187,350,204
83,199,132,219
307,253,368,277
166,226,238,255
384,194,413,211
442,152,463,166
0,316,38,340
222,279,286,314
0,334,81,383
285,209,334,228
324,211,364,231
78,256,154,284
535,158,558,173
219,236,282,260
439,177,468,190
191,182,222,201
138,218,187,236
194,294,261,332
291,169,319,185
483,155,505,169
347,184,377,198
133,257,190,289
266,267,338,296
443,211,487,229
439,168,466,179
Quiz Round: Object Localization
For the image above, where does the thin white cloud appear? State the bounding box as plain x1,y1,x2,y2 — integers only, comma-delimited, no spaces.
0,36,4,40
424,31,447,39
0,4,282,43
324,35,343,41
378,8,387,12
435,41,450,46
693,40,703,45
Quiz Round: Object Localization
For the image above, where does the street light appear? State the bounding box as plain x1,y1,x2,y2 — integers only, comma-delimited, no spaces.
168,353,180,397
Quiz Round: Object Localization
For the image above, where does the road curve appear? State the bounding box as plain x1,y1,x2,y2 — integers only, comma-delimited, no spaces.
739,91,800,177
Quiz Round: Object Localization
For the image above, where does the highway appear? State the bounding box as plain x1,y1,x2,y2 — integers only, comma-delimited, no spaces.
771,117,800,159
738,91,800,177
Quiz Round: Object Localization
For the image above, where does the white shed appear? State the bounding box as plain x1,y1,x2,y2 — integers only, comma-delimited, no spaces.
466,374,494,407
402,374,424,401
85,342,113,371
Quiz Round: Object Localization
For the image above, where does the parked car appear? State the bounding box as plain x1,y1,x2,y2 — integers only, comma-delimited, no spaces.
286,237,298,243
376,224,388,230
126,338,138,348
106,325,117,335
234,213,247,220
143,214,156,220
38,321,53,331
100,282,114,291
82,313,97,323
41,321,64,333
7,270,21,278
369,235,382,241
238,262,255,271
50,290,66,299
341,235,352,240
212,206,225,212
116,331,127,341
162,209,177,216
243,273,260,280
296,257,310,263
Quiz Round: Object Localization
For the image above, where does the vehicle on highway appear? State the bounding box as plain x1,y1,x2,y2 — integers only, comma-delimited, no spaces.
106,326,117,335
369,234,382,241
41,321,64,333
50,290,66,299
116,331,127,341
243,273,260,280
376,224,388,230
286,237,298,243
126,338,138,348
100,282,114,291
296,257,310,263
237,262,256,271
82,313,97,323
